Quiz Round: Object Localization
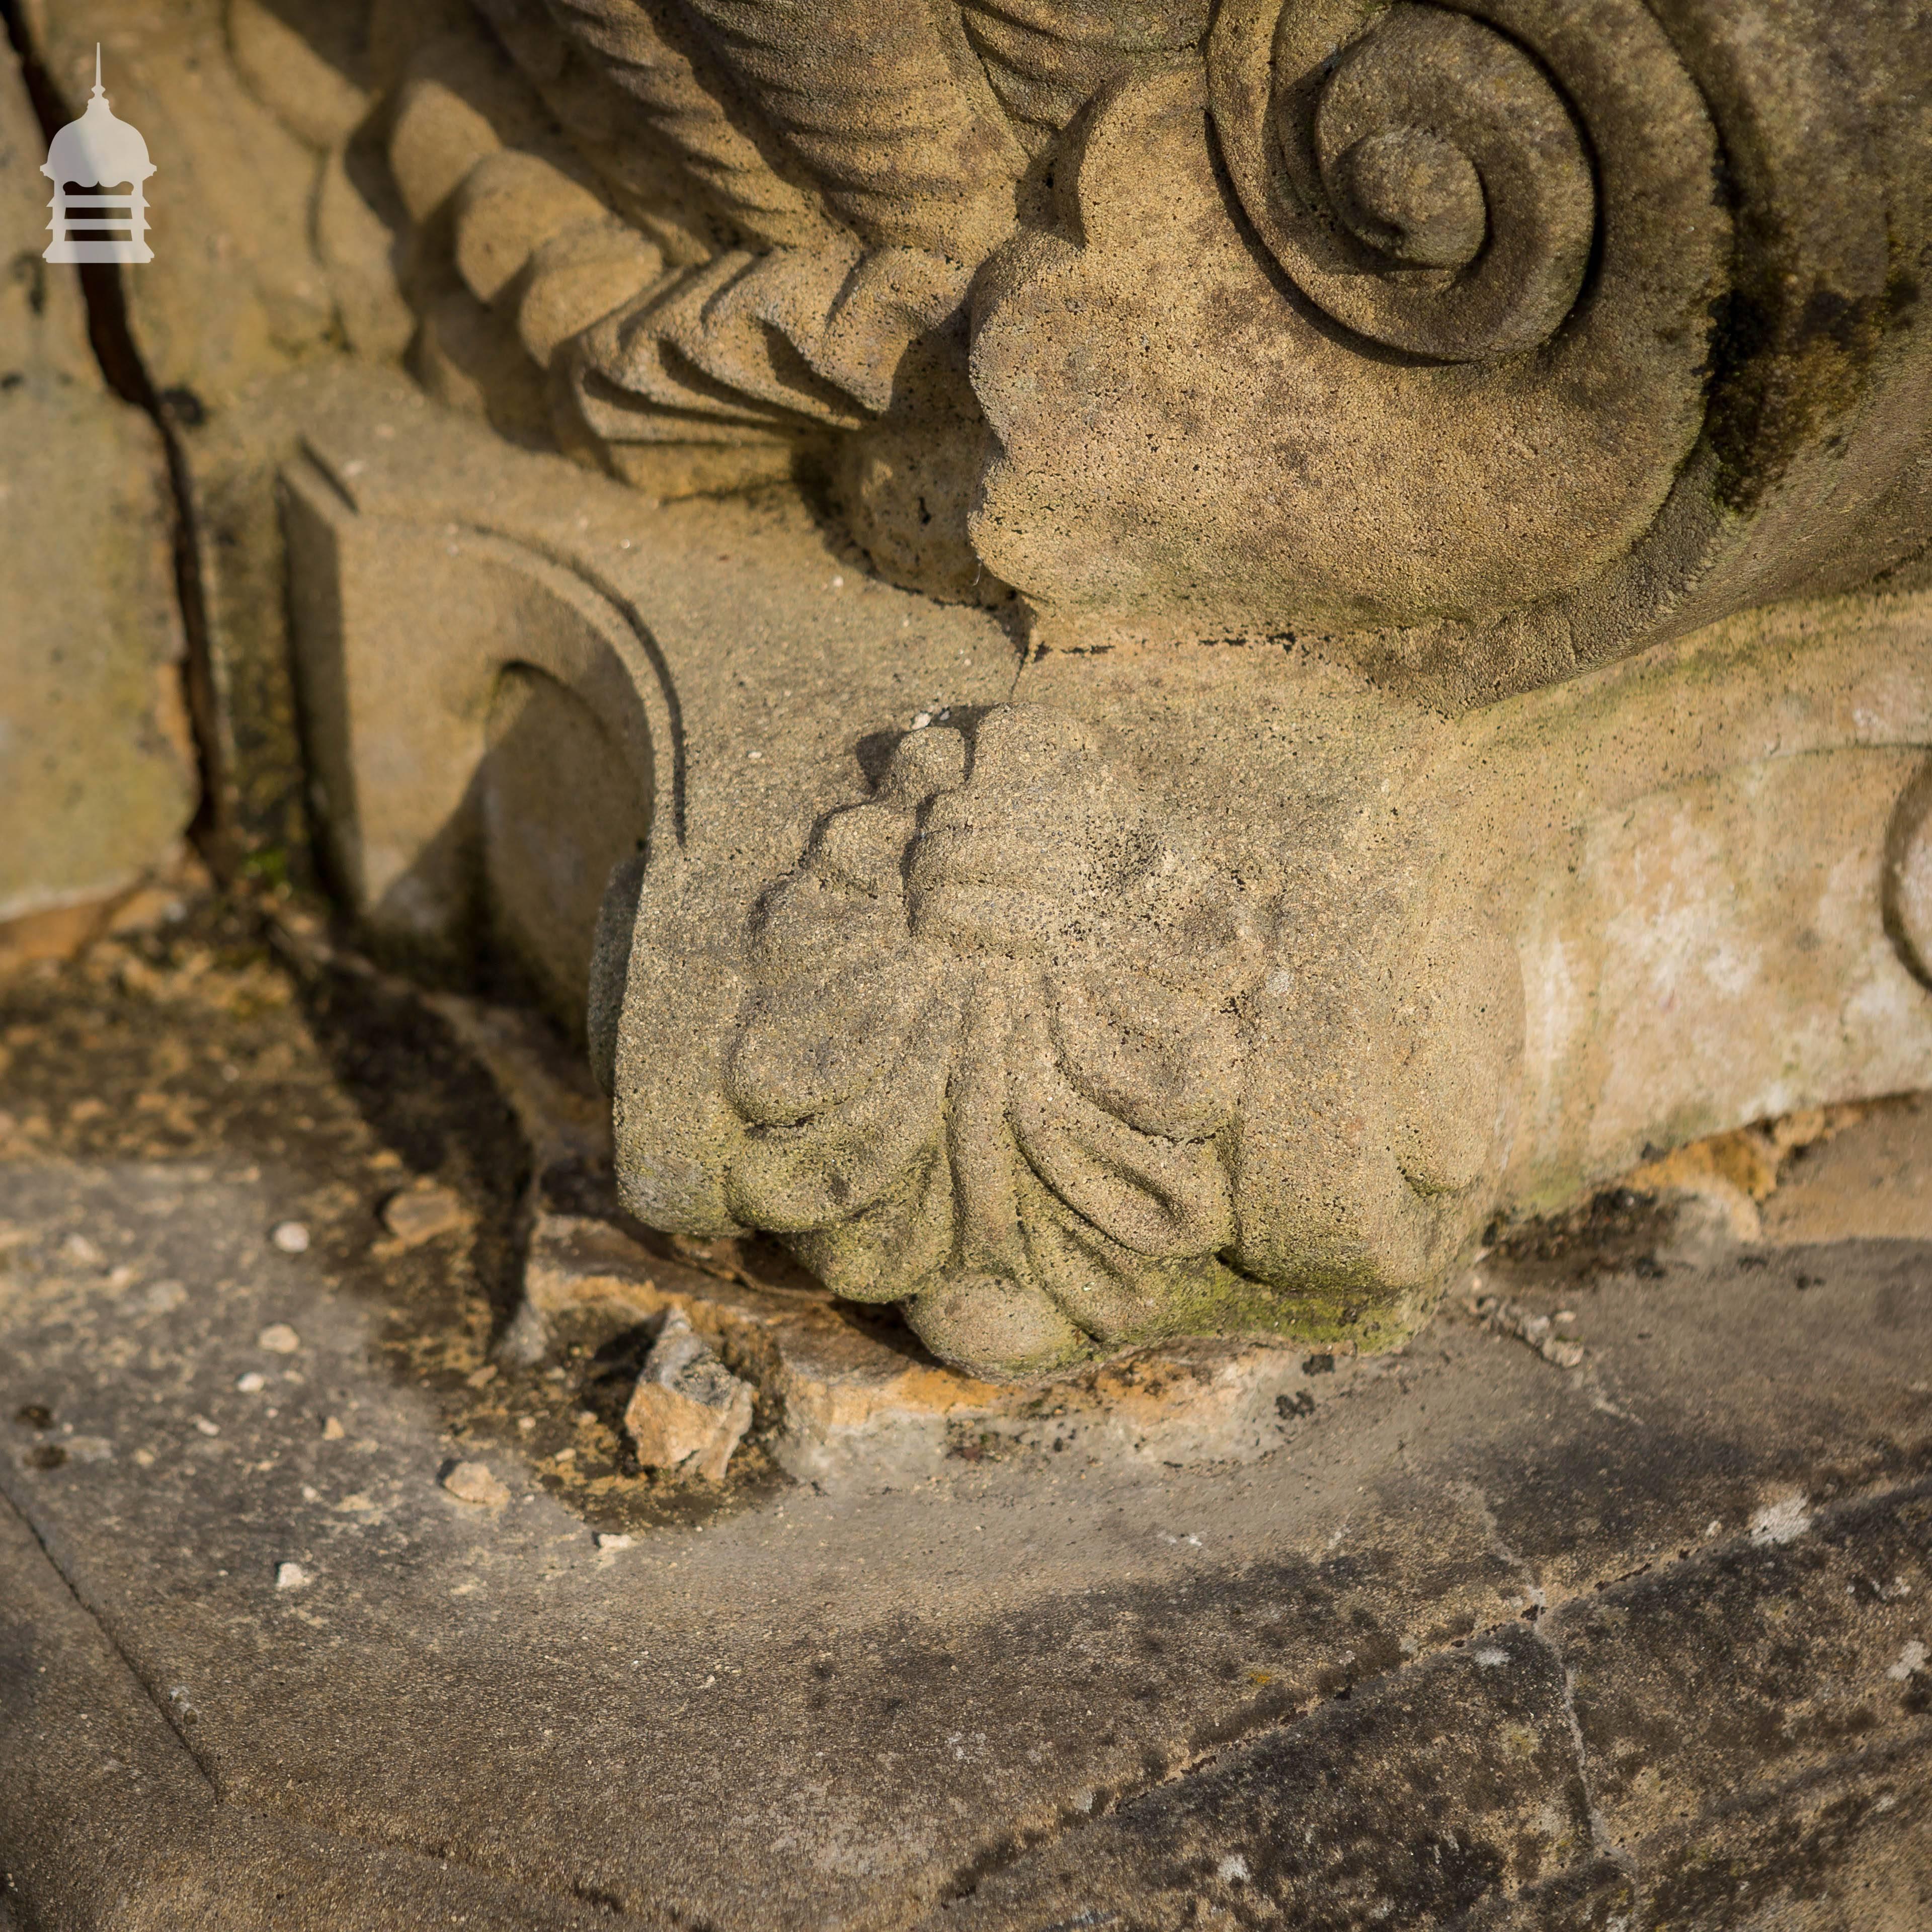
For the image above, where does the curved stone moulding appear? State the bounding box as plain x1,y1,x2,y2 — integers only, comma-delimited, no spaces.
282,424,676,1024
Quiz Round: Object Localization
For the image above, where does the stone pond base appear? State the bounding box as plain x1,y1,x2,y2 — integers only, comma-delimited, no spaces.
1,899,1928,1928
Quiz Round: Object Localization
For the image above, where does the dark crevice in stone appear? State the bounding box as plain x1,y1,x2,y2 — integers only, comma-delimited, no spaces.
0,2,229,876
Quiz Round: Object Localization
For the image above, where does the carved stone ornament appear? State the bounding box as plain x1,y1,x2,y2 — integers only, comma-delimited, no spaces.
725,708,1272,1369
249,0,1932,1378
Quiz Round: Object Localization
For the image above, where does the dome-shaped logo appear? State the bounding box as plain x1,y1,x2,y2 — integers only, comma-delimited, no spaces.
41,46,154,265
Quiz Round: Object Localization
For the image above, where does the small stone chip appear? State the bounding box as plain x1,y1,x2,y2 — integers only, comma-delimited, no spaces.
258,1324,300,1354
442,1461,510,1507
381,1181,467,1247
321,1415,345,1440
623,1310,755,1483
271,1221,310,1253
236,1372,267,1393
275,1562,310,1590
595,1532,634,1551
1749,1494,1812,1547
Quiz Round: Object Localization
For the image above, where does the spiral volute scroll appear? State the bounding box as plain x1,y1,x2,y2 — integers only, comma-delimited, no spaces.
1209,0,1715,364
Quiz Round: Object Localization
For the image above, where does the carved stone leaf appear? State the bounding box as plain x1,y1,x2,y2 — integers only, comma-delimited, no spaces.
752,806,918,970
787,1141,955,1303
1014,1162,1234,1347
1048,967,1241,1141
1008,1009,1234,1259
752,872,908,974
728,954,943,1124
813,799,919,896
728,988,960,1231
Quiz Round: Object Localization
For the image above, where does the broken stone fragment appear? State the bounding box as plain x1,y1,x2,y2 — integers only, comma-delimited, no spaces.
441,1460,510,1507
624,1312,755,1484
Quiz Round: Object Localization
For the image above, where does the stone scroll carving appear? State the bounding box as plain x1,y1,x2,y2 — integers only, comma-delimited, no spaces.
375,0,1929,680
235,4,1932,1386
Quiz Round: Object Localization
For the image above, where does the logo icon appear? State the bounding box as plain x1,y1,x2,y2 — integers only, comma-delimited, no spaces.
42,46,153,265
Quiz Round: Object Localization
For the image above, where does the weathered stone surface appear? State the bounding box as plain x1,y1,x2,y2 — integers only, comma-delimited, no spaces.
22,0,365,405
0,42,195,937
269,375,1932,1380
344,0,1932,669
15,6,1931,1379
933,1622,1603,1930
15,2,411,867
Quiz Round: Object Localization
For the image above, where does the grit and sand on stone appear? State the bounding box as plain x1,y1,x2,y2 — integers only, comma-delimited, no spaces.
5,913,1930,1926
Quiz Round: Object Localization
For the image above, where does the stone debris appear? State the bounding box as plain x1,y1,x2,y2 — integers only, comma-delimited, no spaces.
236,1372,267,1392
192,1417,220,1437
1749,1494,1812,1546
380,1180,467,1247
624,1311,756,1484
442,1461,510,1507
321,1415,345,1439
1465,1291,1586,1370
595,1532,634,1551
274,1562,309,1590
270,1221,310,1253
258,1324,300,1353
523,1211,1366,1488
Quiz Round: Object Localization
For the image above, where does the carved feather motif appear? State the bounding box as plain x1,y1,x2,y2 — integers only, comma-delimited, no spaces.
960,0,1210,151
672,0,1029,261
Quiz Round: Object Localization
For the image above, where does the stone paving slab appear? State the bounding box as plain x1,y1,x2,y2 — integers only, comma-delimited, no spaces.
1,916,1928,1927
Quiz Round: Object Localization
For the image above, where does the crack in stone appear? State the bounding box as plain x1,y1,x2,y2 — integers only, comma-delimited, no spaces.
0,1474,220,1791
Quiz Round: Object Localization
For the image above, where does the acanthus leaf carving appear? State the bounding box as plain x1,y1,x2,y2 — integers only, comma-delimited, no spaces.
719,705,1266,1367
